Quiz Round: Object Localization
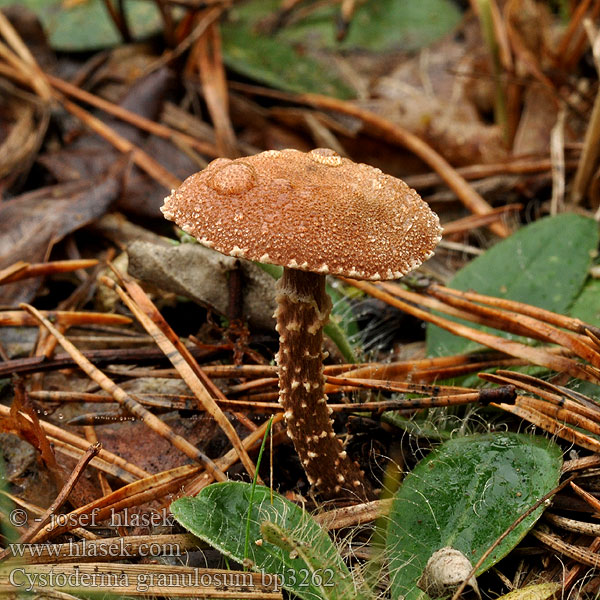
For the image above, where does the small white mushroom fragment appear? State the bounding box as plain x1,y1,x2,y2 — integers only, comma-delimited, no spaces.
417,547,481,600
161,148,441,500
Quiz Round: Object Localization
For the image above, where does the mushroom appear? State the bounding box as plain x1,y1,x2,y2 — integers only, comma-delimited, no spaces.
161,148,442,500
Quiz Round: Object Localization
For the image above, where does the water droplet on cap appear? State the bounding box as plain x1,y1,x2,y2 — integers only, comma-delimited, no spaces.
207,162,256,194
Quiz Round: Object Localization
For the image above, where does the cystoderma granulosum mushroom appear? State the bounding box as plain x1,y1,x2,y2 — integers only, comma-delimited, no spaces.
161,148,442,500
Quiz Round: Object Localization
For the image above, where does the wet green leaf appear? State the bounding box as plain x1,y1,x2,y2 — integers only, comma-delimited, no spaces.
426,214,599,356
171,482,367,600
387,433,562,600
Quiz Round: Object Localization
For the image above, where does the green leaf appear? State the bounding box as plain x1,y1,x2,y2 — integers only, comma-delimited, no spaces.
221,0,461,97
426,214,599,356
568,278,600,398
386,433,562,600
228,0,462,53
570,278,600,326
0,0,166,51
171,482,367,600
221,24,354,99
495,583,562,600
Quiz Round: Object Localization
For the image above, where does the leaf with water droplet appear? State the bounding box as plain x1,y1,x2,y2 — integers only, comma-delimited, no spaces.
386,433,562,600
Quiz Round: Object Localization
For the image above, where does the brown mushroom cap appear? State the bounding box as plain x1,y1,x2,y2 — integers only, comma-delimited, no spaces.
161,148,442,280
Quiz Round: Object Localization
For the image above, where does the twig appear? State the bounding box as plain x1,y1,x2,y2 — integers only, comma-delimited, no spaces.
493,399,600,452
0,443,100,561
570,480,600,511
420,284,600,367
562,537,600,593
441,204,522,236
481,371,600,422
423,284,600,337
555,0,593,63
0,404,148,481
29,464,203,543
191,18,238,156
0,346,218,378
0,259,98,285
101,0,132,42
531,526,600,569
0,12,51,100
475,0,508,141
550,107,566,214
572,19,600,204
183,415,282,496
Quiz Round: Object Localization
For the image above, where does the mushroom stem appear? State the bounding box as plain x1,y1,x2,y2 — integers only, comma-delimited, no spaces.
275,267,371,500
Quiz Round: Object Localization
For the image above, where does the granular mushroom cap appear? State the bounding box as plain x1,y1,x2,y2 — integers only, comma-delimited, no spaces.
161,148,442,280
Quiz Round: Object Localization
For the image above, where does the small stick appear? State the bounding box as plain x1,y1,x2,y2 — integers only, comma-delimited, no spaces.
0,259,98,285
422,284,600,366
83,426,113,498
29,464,202,544
531,527,600,569
516,395,600,435
183,414,283,496
0,346,218,378
403,157,579,189
441,204,522,236
494,400,600,452
424,284,600,338
100,0,131,42
0,443,100,561
47,436,138,482
0,404,148,481
480,370,600,420
315,498,393,530
562,537,600,593
555,0,593,62
0,310,131,327
0,261,28,284
570,481,600,512
546,513,600,537
571,18,600,203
